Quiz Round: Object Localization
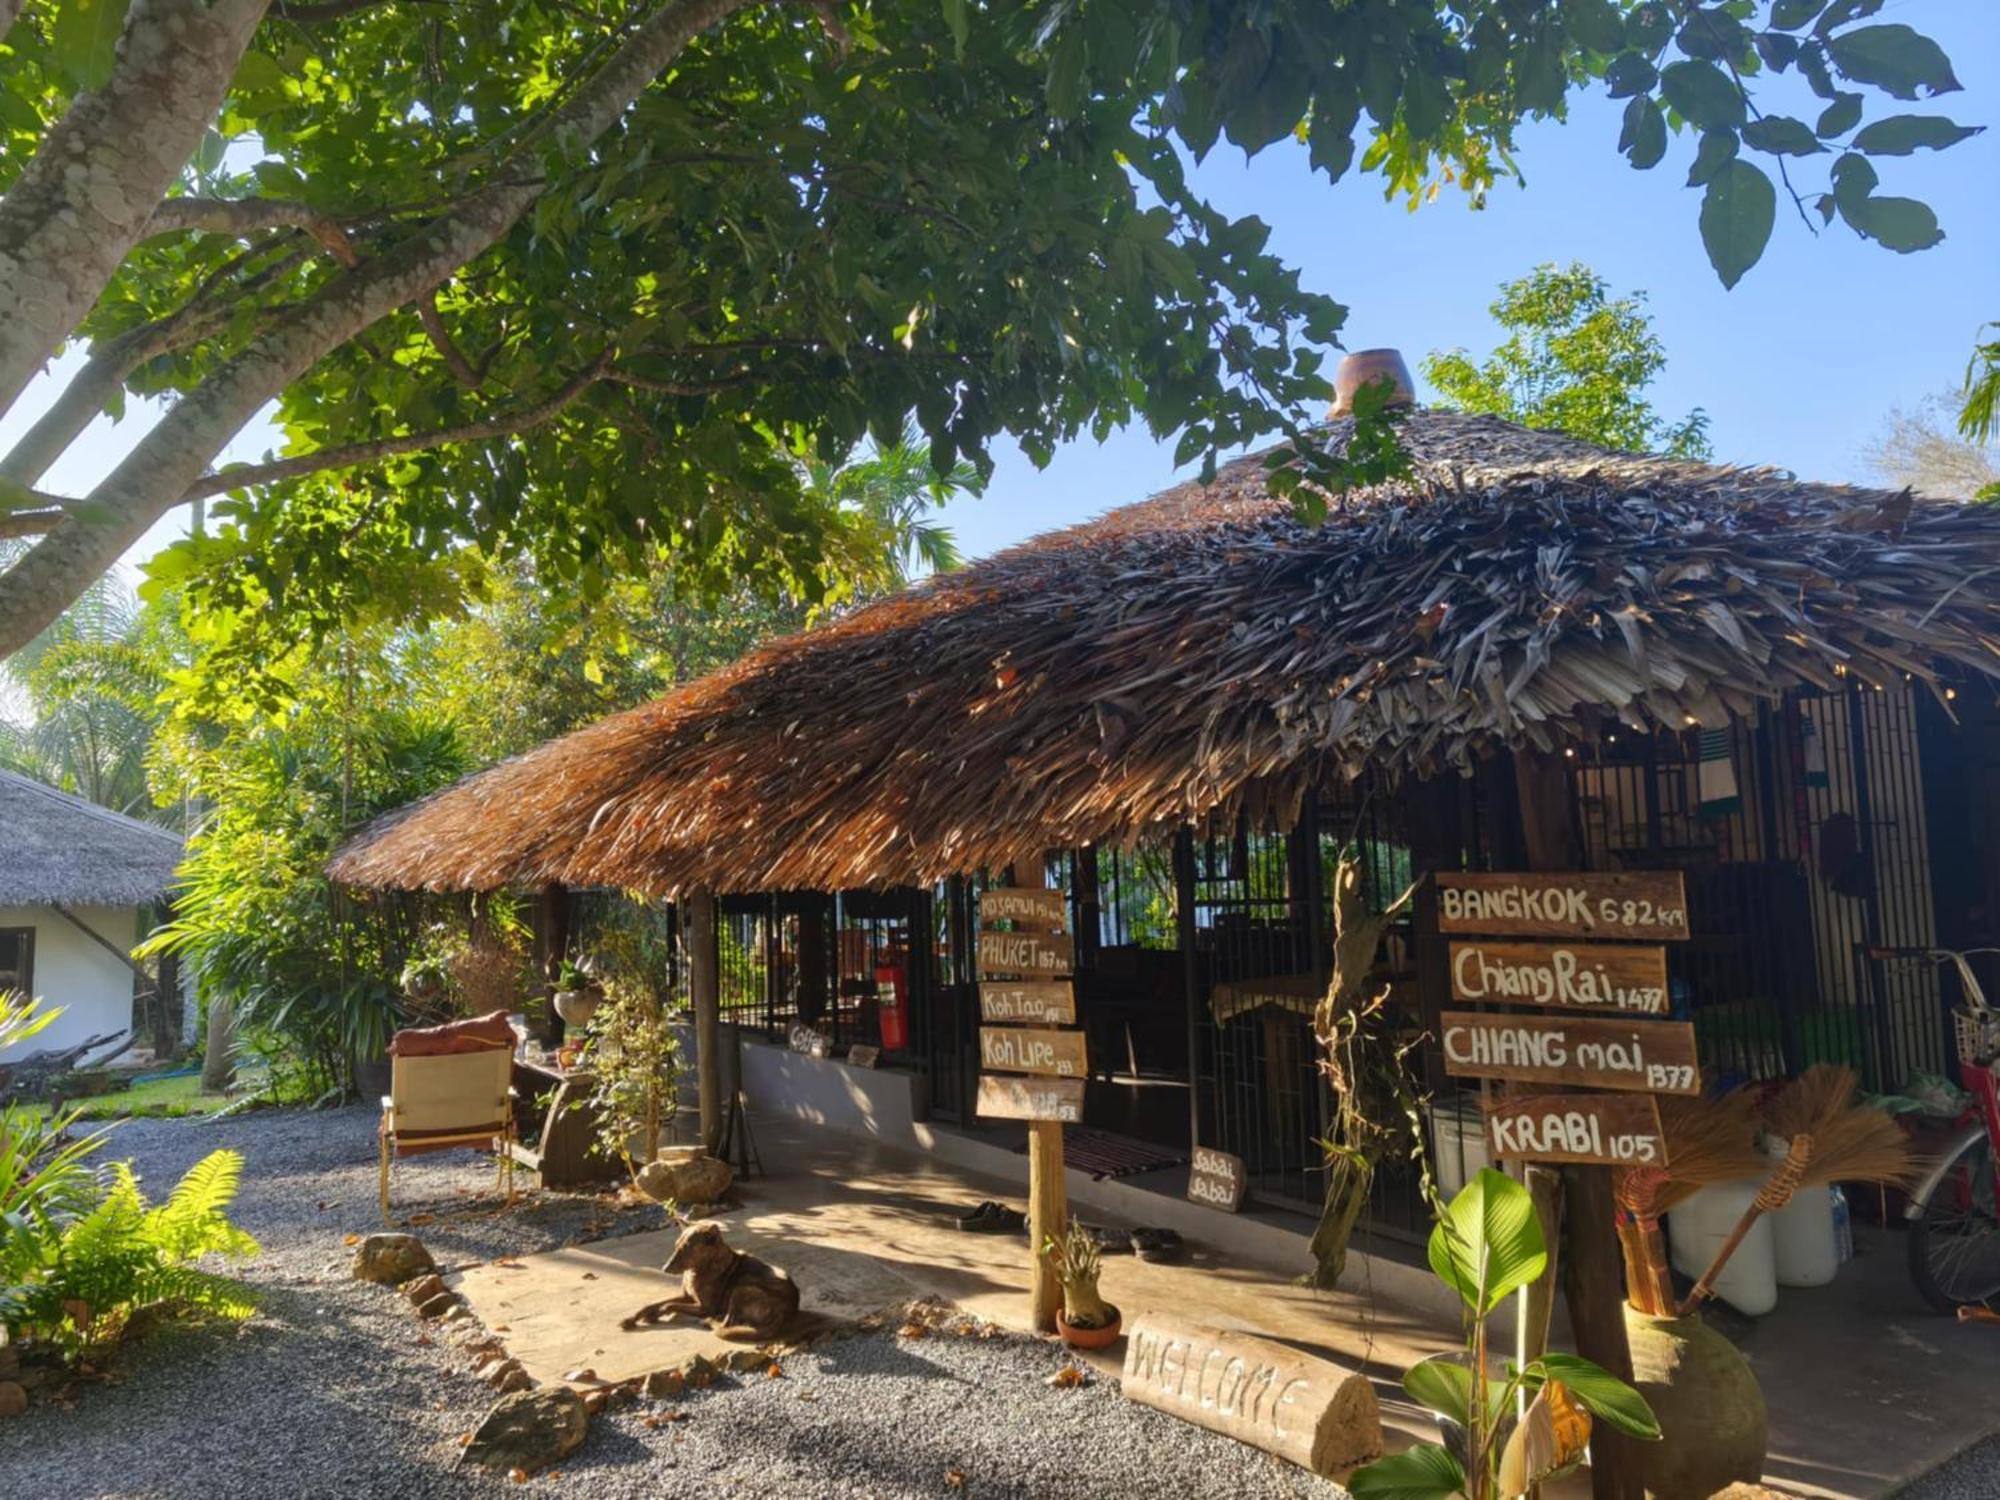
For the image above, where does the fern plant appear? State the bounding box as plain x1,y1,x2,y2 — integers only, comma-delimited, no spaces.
5,1149,260,1360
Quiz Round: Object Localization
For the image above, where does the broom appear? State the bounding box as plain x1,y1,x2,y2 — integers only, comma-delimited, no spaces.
1613,1088,1765,1316
1676,1065,1916,1318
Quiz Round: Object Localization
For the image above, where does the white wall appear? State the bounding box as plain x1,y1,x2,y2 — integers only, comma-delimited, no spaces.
0,905,141,1061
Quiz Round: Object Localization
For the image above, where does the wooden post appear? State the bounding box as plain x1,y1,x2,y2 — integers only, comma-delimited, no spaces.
538,882,571,1045
1027,1118,1067,1332
687,886,723,1155
1511,749,1641,1500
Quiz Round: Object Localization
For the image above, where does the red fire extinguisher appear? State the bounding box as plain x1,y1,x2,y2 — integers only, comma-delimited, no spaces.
874,959,908,1052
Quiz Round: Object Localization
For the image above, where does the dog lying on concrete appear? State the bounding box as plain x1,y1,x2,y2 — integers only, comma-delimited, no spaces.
620,1220,801,1341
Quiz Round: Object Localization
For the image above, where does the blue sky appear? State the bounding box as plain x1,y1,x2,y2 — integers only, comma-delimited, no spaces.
936,0,2000,560
3,0,1993,580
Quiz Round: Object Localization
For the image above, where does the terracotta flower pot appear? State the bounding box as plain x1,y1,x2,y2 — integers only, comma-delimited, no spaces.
1056,1304,1122,1350
1624,1305,1768,1500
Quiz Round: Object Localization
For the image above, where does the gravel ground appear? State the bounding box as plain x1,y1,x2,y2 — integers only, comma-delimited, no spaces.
2,1105,1349,1499
1896,1433,2000,1500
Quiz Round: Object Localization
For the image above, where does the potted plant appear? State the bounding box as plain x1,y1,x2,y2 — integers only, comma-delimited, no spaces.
552,957,603,1028
1044,1219,1121,1349
1348,1169,1661,1500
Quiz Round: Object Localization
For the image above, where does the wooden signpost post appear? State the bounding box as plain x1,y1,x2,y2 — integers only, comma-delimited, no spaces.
974,885,1082,1332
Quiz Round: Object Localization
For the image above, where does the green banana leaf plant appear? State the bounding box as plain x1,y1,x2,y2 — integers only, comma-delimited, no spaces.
1350,1169,1660,1500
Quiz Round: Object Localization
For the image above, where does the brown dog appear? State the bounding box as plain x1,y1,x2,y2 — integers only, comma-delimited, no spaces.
620,1221,800,1341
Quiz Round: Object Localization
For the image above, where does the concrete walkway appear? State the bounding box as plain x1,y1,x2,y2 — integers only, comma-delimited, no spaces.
451,1119,2000,1499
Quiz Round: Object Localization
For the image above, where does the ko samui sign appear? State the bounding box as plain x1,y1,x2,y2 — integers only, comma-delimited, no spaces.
976,929,1075,978
979,1025,1088,1079
1485,1094,1668,1167
978,887,1068,930
1436,872,1689,942
979,980,1077,1026
1448,940,1669,1015
1440,1011,1699,1095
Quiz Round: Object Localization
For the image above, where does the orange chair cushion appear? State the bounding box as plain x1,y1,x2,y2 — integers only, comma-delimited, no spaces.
389,1009,516,1058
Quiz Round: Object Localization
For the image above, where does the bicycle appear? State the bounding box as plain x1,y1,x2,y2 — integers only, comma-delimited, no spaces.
1869,945,2000,1313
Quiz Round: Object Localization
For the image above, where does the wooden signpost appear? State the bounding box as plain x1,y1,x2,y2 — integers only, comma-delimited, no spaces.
1448,940,1669,1014
974,885,1082,1331
1187,1146,1248,1212
1439,1011,1699,1095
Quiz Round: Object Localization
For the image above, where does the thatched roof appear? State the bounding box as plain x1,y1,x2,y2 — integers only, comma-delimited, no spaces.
0,768,184,907
331,410,2000,897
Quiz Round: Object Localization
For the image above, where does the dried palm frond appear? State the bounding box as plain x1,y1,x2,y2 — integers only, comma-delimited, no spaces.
1762,1064,1916,1188
327,410,2000,899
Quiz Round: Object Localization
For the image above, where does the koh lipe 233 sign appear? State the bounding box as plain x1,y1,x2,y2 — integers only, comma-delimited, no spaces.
1484,1093,1668,1167
979,1025,1088,1079
1448,940,1669,1015
1436,872,1689,942
1439,1011,1699,1096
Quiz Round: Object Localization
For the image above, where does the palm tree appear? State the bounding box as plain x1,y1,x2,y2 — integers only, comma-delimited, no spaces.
797,419,978,582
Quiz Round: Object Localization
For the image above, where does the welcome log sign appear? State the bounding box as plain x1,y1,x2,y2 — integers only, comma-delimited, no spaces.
1448,940,1669,1015
1440,1011,1699,1095
976,929,1075,978
1436,872,1689,942
1485,1094,1668,1168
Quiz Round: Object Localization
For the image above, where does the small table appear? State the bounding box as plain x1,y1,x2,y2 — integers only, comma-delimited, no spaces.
508,1057,624,1188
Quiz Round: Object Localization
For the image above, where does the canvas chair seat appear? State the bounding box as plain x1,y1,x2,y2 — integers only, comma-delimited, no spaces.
379,1038,518,1220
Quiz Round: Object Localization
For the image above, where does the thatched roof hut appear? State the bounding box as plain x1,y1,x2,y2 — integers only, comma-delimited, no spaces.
331,410,2000,898
0,767,185,906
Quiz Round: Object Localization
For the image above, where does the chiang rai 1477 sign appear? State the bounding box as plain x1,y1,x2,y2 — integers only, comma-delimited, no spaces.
1448,940,1669,1015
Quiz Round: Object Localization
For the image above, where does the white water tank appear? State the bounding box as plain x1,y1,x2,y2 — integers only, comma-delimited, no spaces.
1771,1184,1842,1287
1668,1179,1779,1316
1430,1095,1493,1198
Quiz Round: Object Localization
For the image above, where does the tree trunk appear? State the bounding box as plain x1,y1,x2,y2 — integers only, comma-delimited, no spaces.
686,886,722,1153
0,0,270,420
201,990,236,1093
1306,1152,1373,1290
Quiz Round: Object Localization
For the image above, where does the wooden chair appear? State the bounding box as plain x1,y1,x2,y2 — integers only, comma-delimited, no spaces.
378,1045,517,1223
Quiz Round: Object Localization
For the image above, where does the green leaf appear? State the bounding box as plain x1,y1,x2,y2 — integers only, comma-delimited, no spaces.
1566,0,1626,55
1740,115,1825,155
1815,0,1886,34
1686,129,1738,186
53,0,132,90
1659,60,1745,130
1699,159,1776,289
1532,1354,1663,1440
1348,1444,1469,1500
1849,114,1982,155
1044,25,1087,120
1839,193,1943,252
1770,0,1825,30
1402,1355,1473,1427
1827,24,1962,100
1815,93,1863,137
1618,96,1667,170
1428,1167,1546,1316
1604,53,1657,100
941,0,967,60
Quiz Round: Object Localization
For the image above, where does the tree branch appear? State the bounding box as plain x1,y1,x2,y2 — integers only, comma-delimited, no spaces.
0,507,70,539
415,292,490,386
0,0,272,423
144,196,360,266
182,356,611,501
0,0,762,659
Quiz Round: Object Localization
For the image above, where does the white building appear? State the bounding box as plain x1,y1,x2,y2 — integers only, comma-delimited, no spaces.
0,768,184,1062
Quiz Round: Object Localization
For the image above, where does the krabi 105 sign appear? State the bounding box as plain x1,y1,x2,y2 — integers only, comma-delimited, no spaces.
1436,872,1689,942
1484,1094,1668,1168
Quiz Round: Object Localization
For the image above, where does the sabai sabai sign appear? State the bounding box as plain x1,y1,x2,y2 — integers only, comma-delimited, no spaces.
1435,871,1693,1170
